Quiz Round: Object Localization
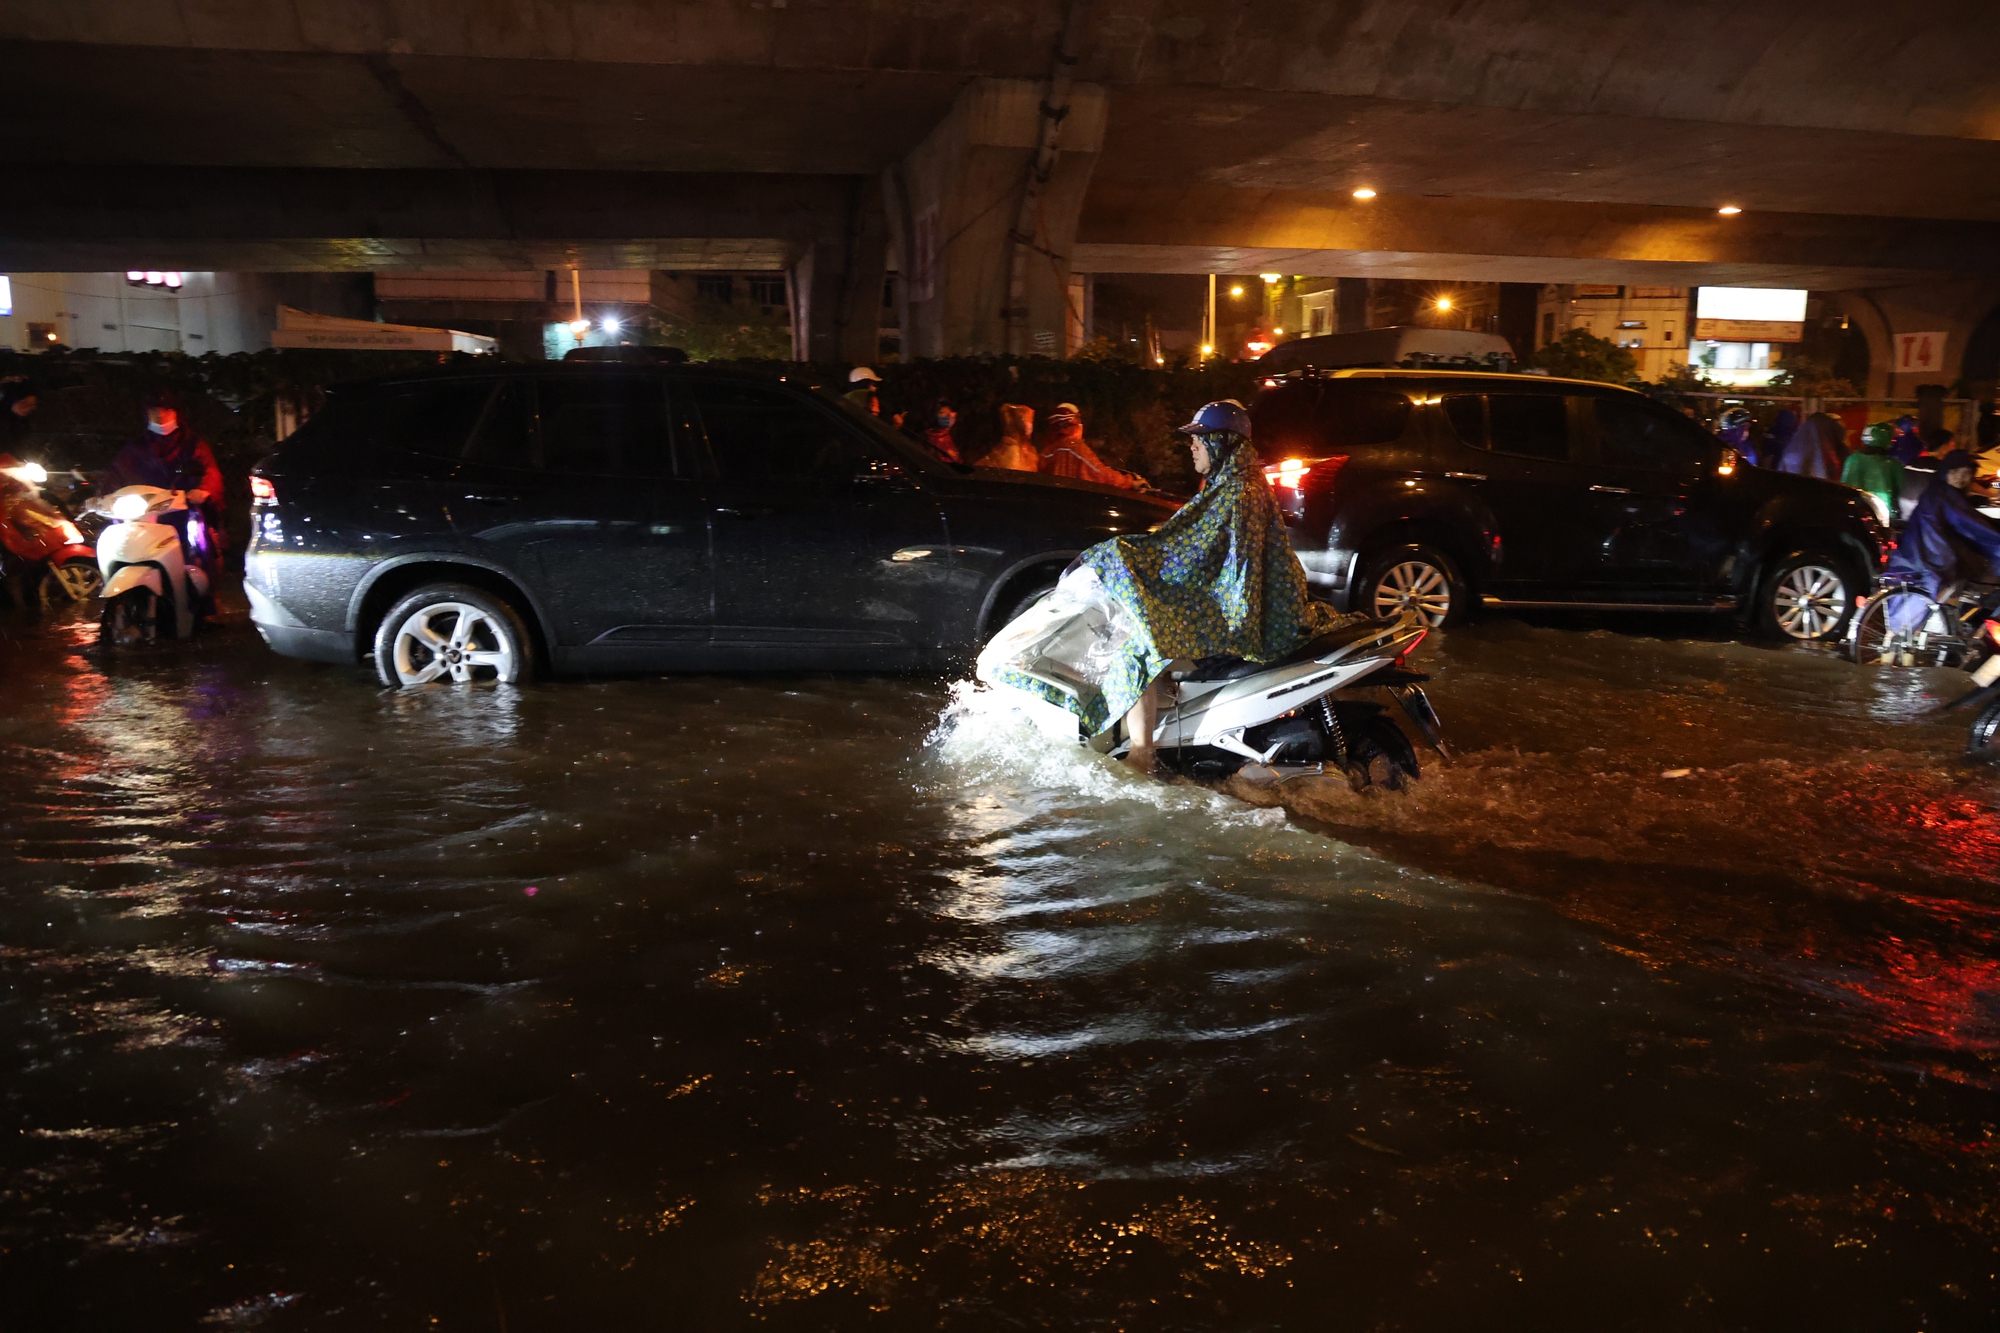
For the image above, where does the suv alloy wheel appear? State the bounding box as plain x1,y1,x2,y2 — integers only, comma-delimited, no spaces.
1759,550,1856,642
1357,544,1465,627
373,583,534,687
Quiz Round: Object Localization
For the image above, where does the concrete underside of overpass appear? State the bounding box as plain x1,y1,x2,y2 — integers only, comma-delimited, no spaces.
6,1,2000,371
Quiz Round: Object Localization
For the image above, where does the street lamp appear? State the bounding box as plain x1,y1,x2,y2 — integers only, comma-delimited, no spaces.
1229,285,1245,298
1352,187,1377,200
1435,296,1453,311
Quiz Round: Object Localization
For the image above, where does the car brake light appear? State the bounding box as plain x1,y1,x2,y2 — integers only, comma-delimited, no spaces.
250,475,277,504
1261,453,1349,496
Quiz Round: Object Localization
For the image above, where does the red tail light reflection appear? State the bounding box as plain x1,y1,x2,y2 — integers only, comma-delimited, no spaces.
250,476,277,504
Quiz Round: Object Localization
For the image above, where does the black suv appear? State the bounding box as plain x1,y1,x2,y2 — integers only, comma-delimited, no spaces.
244,366,1171,684
1251,370,1884,640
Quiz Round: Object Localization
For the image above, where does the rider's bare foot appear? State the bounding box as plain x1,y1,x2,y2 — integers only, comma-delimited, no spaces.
1124,745,1160,773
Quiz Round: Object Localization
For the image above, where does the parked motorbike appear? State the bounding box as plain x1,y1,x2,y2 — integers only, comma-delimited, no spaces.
978,572,1445,789
84,485,213,646
0,455,100,607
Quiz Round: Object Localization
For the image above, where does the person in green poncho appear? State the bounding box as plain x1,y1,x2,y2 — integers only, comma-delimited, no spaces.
1842,421,1906,525
1056,400,1358,769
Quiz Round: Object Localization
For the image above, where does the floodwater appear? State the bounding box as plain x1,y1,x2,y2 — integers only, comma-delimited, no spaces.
3,600,1997,1331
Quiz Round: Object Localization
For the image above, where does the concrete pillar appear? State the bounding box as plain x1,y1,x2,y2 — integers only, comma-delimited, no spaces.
1839,280,2000,401
788,178,888,365
1335,278,1369,333
889,78,1106,358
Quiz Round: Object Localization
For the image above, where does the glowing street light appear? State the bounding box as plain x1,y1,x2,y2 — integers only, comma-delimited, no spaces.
1717,205,1743,216
1352,187,1377,200
600,316,621,334
1229,285,1245,298
1435,296,1454,311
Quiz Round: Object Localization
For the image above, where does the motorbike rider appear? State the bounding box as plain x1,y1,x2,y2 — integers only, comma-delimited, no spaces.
843,366,883,416
1884,449,2000,633
1036,403,1147,491
1841,421,1905,525
102,387,224,601
917,399,962,464
1716,408,1759,468
996,400,1359,770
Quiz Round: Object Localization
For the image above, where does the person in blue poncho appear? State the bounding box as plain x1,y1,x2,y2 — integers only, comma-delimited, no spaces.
991,400,1357,769
1884,449,2000,632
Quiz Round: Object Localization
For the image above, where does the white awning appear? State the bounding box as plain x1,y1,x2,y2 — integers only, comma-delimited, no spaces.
268,305,496,354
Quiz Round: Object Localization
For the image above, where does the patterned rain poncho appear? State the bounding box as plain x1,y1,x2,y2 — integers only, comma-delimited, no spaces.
980,439,1357,736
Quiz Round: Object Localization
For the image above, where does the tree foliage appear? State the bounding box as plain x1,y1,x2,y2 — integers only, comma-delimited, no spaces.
1527,328,1638,384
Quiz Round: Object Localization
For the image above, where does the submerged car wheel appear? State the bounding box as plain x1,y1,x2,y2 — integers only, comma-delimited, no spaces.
1761,552,1856,642
1358,544,1464,627
374,584,531,687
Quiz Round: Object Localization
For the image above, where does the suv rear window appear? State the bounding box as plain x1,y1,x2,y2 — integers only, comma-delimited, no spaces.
1254,383,1411,458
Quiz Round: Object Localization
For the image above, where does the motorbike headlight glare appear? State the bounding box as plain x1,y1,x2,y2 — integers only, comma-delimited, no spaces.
111,493,150,521
20,462,46,484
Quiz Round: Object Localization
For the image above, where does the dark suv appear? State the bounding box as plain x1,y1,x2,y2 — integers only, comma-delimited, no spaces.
1251,370,1884,640
244,366,1171,684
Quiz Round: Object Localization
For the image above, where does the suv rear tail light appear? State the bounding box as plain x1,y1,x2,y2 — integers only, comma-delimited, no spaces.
250,475,276,505
1262,453,1348,522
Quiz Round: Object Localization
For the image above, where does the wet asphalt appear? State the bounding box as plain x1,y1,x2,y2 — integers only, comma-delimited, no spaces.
2,597,1997,1330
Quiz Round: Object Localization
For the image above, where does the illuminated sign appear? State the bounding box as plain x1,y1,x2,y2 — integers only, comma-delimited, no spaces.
1694,287,1806,342
0,275,10,316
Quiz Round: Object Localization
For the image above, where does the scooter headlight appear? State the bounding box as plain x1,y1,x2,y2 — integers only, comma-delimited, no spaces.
111,493,150,521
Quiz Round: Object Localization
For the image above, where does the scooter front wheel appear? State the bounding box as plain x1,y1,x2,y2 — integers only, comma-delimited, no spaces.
50,557,102,604
1969,697,2000,761
100,588,158,648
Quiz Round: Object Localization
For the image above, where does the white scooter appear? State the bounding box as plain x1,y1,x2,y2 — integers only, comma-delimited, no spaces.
978,570,1447,788
85,485,212,645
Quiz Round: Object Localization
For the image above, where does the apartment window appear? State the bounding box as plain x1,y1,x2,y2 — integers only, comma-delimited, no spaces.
747,276,786,307
696,275,734,302
1662,323,1676,345
1617,320,1647,329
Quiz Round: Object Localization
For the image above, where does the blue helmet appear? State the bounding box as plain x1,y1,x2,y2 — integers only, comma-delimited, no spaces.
1176,399,1253,440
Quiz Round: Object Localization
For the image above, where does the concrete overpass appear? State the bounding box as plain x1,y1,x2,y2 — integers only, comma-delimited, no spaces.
5,0,2000,386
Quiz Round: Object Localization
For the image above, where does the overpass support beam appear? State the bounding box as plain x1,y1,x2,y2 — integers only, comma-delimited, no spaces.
787,180,888,365
887,78,1105,358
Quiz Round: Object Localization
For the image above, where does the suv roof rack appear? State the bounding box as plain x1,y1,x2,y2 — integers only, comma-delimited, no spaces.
1256,366,1642,394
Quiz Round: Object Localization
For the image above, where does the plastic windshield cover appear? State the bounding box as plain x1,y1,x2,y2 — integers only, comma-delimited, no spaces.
976,565,1144,721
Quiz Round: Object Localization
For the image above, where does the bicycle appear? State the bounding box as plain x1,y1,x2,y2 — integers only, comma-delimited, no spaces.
1846,577,2000,668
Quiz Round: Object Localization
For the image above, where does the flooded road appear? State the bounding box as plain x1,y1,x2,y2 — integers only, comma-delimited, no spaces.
3,603,1997,1330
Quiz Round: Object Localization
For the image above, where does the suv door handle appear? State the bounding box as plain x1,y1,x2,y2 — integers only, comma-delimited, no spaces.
1589,484,1634,494
1444,471,1487,481
715,505,777,519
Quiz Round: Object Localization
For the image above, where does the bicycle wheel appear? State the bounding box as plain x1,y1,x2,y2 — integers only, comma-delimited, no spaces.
1848,589,1901,665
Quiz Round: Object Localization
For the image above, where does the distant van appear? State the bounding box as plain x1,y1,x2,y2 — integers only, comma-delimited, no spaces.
1255,326,1519,374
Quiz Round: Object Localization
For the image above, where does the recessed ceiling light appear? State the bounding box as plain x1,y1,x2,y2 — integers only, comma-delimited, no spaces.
1717,205,1742,216
1352,188,1378,200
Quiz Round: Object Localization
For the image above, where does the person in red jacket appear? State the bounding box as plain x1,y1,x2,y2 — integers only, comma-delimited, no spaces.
1035,402,1144,489
103,387,225,594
